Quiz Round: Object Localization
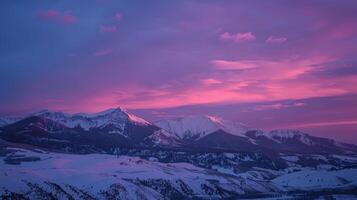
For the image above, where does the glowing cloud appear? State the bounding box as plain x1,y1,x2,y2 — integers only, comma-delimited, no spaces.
254,102,305,111
266,36,287,44
211,60,257,70
220,32,256,42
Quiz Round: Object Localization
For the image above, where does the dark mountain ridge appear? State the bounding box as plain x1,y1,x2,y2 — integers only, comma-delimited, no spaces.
0,108,356,155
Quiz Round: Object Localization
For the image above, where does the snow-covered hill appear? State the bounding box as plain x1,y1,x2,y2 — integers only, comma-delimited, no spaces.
0,147,281,199
155,115,250,140
1,146,357,199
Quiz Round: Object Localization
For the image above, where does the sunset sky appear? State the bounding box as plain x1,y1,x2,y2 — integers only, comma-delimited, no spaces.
1,0,357,143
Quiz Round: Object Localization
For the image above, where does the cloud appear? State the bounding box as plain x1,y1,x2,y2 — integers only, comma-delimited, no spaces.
201,78,222,85
289,120,357,128
220,32,256,42
211,56,333,79
92,55,357,110
100,25,117,33
211,60,257,70
254,102,305,111
266,36,287,44
38,10,59,19
93,49,112,56
62,11,77,24
38,10,76,24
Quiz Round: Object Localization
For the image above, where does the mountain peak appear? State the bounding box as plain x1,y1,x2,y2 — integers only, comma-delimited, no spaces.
30,107,150,131
0,116,22,127
265,129,314,145
155,115,249,140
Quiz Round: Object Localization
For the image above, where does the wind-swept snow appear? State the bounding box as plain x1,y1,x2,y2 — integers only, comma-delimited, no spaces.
155,115,250,140
32,107,150,131
0,148,281,199
272,169,357,190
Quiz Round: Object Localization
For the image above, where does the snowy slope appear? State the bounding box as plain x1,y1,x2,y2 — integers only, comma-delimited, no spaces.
2,110,357,153
1,147,357,199
0,116,22,127
0,148,281,199
155,115,250,140
272,168,357,190
245,129,357,154
32,108,150,132
265,129,315,145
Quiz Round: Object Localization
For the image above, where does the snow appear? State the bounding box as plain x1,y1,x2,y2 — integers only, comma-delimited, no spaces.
155,115,250,140
0,116,22,127
332,154,357,162
1,147,357,198
281,155,299,162
265,129,315,145
0,148,282,198
148,129,180,146
31,107,150,132
272,168,357,190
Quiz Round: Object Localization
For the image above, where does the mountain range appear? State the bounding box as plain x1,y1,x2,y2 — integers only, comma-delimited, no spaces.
1,107,357,199
1,107,356,154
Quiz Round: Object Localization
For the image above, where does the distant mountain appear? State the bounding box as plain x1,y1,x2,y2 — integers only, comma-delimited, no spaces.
0,108,178,153
32,107,150,134
0,116,21,127
1,109,357,154
245,129,357,154
155,115,250,140
1,109,357,199
156,116,357,154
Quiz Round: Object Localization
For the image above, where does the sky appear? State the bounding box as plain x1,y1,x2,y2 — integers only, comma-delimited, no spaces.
1,0,357,143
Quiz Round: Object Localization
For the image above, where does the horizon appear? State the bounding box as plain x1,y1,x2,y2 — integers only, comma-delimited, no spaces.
1,0,357,144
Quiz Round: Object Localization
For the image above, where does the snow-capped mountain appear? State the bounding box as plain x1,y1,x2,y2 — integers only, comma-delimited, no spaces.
1,109,357,199
1,109,357,154
0,116,22,127
33,107,150,133
245,129,357,154
247,129,315,145
155,115,357,154
155,115,250,140
0,108,178,153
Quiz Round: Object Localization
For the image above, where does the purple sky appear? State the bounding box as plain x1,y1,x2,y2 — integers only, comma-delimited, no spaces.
1,0,357,143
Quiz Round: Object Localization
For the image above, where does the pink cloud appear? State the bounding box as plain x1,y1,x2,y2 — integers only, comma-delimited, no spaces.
211,60,257,70
52,54,357,111
62,11,77,24
100,25,117,33
266,36,287,44
201,78,222,85
211,56,333,80
38,10,60,19
286,120,357,128
32,71,357,112
254,102,305,111
220,32,256,42
38,10,77,24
